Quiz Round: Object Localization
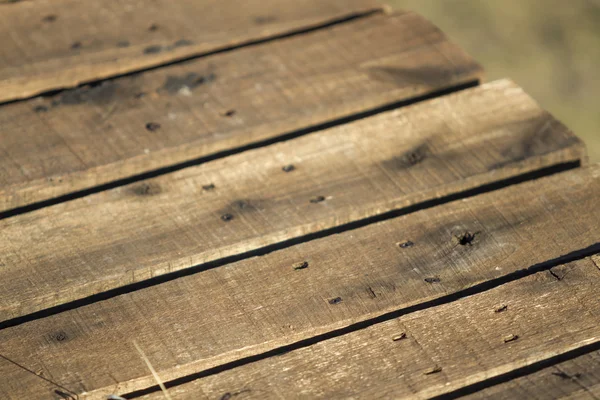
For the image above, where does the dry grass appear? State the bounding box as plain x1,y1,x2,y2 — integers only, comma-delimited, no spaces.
387,0,600,162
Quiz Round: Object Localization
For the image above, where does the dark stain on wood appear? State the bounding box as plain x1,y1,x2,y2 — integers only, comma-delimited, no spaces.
382,143,429,171
33,105,49,113
128,182,162,197
551,371,582,380
143,45,163,54
50,331,69,343
117,40,130,48
42,15,57,23
52,81,119,106
146,122,161,132
368,65,456,87
328,297,343,305
173,39,194,48
491,116,582,170
162,72,215,94
254,15,277,24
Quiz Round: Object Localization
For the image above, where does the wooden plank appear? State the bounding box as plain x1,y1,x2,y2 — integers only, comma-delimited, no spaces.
0,11,483,214
0,79,585,320
0,0,383,102
463,256,600,400
0,164,598,400
466,353,600,398
138,257,600,400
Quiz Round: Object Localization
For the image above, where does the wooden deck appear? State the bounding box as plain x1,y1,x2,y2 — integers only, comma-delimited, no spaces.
0,1,598,399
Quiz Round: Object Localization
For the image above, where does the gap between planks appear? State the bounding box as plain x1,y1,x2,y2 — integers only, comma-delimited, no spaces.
132,256,600,400
0,81,478,221
0,0,385,103
460,343,600,400
0,79,585,323
0,164,598,399
0,11,483,214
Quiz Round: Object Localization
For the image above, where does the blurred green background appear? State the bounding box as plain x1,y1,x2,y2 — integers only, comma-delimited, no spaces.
387,0,600,162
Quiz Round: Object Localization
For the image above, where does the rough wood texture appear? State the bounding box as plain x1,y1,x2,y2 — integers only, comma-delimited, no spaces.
466,354,600,399
0,0,382,102
0,164,598,400
139,257,600,400
464,256,600,400
0,11,483,213
0,80,585,320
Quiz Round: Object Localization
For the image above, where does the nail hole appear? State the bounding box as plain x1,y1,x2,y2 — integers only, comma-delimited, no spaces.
392,333,407,341
503,334,519,343
71,41,82,50
397,241,414,248
143,45,162,54
310,196,326,204
42,15,57,23
328,297,342,305
222,109,236,117
494,305,508,313
282,164,295,173
458,231,477,246
424,366,442,375
145,122,161,132
202,183,216,191
221,213,234,222
33,105,48,113
292,261,309,270
51,331,68,342
424,277,441,284
148,23,159,31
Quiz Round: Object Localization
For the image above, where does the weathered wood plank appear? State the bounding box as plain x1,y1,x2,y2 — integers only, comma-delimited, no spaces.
138,257,600,400
463,255,600,400
0,11,482,214
0,164,598,400
0,0,383,102
466,352,600,398
0,79,584,320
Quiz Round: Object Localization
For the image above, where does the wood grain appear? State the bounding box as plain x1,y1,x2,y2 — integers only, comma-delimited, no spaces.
0,164,598,399
464,257,600,400
0,11,483,214
0,0,383,102
466,353,600,399
138,257,600,400
0,79,585,320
